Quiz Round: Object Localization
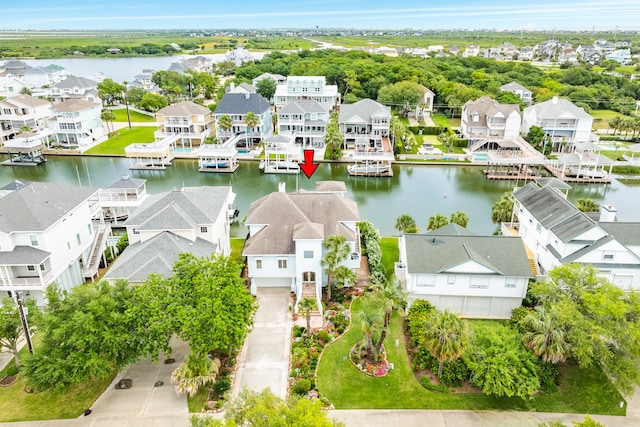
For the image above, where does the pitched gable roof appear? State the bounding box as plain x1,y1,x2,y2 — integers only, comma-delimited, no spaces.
156,101,210,116
214,93,271,115
53,75,96,89
278,99,329,114
339,98,390,124
525,97,593,120
52,99,100,113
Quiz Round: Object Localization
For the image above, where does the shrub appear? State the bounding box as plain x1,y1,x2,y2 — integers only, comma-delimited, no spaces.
6,366,19,377
612,165,640,174
292,325,306,337
316,329,330,343
510,306,535,332
538,362,560,394
420,377,449,393
293,379,311,395
213,376,231,395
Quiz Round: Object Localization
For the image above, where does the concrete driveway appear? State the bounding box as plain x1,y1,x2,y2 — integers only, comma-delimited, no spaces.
233,287,292,399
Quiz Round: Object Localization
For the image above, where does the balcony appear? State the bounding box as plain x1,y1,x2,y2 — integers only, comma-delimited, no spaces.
0,270,56,289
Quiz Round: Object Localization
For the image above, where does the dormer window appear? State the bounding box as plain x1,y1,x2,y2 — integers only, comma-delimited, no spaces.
472,114,479,122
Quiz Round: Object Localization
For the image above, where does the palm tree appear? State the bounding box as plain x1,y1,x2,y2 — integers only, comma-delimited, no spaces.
395,214,418,234
321,235,351,301
18,125,33,134
576,198,600,213
171,353,221,397
217,114,233,141
243,112,259,149
424,309,469,378
449,211,469,228
608,117,622,135
297,297,317,336
358,295,384,361
427,214,449,231
491,192,514,224
332,265,357,290
100,110,116,134
520,307,570,364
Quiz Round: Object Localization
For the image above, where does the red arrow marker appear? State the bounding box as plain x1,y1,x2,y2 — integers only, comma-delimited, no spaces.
299,149,319,179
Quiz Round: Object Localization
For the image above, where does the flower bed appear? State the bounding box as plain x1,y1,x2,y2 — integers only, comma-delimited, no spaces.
349,343,390,377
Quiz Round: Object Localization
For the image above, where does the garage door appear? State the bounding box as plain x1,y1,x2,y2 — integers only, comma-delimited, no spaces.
439,296,464,314
465,297,491,317
253,277,291,288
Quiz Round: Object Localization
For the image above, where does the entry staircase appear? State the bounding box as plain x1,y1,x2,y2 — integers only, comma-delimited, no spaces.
82,223,112,282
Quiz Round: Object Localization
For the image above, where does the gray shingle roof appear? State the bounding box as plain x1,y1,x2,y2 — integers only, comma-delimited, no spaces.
525,97,593,120
125,186,231,230
404,234,532,277
0,181,98,233
156,101,210,116
339,98,390,124
428,223,476,236
104,232,215,283
463,96,519,127
214,93,270,115
315,181,347,192
52,99,100,113
599,222,640,246
513,183,597,243
3,94,50,108
53,75,96,89
279,99,329,114
0,245,51,265
243,188,360,255
500,81,531,93
108,175,146,189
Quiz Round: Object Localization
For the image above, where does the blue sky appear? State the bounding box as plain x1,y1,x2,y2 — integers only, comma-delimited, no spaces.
3,1,640,30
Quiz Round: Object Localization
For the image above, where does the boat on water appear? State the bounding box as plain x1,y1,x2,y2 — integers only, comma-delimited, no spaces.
201,161,229,168
567,168,608,179
348,162,390,174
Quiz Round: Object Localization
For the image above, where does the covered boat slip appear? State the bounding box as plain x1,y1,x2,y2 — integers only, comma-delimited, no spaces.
197,136,240,173
348,137,394,177
1,144,46,166
262,133,301,174
124,134,180,170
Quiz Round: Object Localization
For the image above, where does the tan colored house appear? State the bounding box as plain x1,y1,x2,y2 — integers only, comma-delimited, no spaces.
154,101,214,147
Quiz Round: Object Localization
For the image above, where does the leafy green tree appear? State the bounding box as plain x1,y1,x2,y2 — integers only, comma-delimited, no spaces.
215,61,237,76
576,198,600,213
20,86,32,95
97,78,126,105
298,297,317,336
427,214,449,231
464,322,541,399
520,307,570,364
243,111,259,149
255,78,277,101
377,81,425,114
191,388,344,426
217,114,233,140
321,234,351,301
100,109,116,134
525,125,551,154
332,265,357,290
491,192,515,224
395,214,418,234
449,211,469,228
424,310,469,378
138,93,168,112
530,264,640,395
126,88,145,106
171,353,221,397
0,297,24,367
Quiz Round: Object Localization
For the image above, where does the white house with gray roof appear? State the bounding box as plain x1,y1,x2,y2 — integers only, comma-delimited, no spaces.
49,99,106,152
277,99,329,146
50,75,100,104
213,93,271,142
274,76,339,110
0,181,106,305
510,182,640,290
461,96,521,151
0,94,53,144
396,224,534,319
243,182,360,312
338,98,391,147
500,82,533,105
104,186,235,284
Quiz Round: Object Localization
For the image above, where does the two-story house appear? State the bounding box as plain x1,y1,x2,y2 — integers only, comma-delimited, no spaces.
274,76,339,111
500,82,533,105
243,181,361,313
213,93,271,143
154,101,214,148
461,96,521,151
521,96,594,152
50,75,100,104
0,181,107,305
0,77,26,99
0,94,53,143
339,98,391,148
49,99,106,152
396,224,534,318
277,99,329,147
510,181,640,290
104,186,235,285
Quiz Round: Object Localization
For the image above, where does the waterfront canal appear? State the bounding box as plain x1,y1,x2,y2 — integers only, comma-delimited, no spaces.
1,156,638,237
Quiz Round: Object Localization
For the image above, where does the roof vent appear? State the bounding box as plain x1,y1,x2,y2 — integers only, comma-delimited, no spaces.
245,92,250,100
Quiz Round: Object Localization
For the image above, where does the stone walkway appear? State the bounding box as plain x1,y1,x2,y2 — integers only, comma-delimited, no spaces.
232,287,292,399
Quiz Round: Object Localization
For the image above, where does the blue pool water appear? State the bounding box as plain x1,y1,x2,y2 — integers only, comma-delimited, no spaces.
598,144,618,150
172,147,193,153
237,149,250,154
473,153,488,161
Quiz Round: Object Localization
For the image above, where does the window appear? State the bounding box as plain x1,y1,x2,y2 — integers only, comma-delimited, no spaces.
76,233,81,246
505,277,517,288
602,251,615,260
200,226,208,233
418,276,436,287
27,265,35,271
303,271,316,282
87,224,92,234
304,250,313,259
39,264,45,271
132,228,140,235
278,259,288,269
255,258,262,269
470,277,490,289
67,242,71,250
29,234,39,246
536,223,542,234
447,275,456,285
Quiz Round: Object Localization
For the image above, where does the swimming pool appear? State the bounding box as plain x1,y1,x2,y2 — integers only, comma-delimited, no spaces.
172,147,193,153
598,144,619,151
473,153,488,161
237,149,250,154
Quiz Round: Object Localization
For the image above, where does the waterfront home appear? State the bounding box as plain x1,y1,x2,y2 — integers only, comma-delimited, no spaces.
463,45,481,57
461,96,521,151
339,98,391,148
49,99,106,152
97,175,149,226
50,75,100,104
0,94,53,144
274,76,340,111
154,101,213,148
104,186,235,284
0,77,26,98
0,181,108,304
396,223,534,319
126,73,162,94
507,181,640,290
606,49,632,65
252,72,287,88
262,133,300,174
243,181,361,314
277,99,329,147
521,96,594,151
500,82,533,105
0,60,29,79
225,46,254,66
213,93,271,143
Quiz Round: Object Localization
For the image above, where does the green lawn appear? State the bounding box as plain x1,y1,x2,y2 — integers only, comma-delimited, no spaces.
431,113,451,129
590,110,630,130
230,238,246,267
111,108,156,123
380,237,399,279
0,335,115,422
316,298,625,415
85,127,156,155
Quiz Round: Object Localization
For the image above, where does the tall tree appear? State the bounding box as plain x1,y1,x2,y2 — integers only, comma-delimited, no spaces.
321,235,351,301
424,309,469,378
520,306,570,364
243,111,259,149
138,93,168,112
171,352,221,397
576,198,600,213
297,297,317,336
97,78,126,106
255,78,277,101
324,112,344,160
449,211,469,228
395,214,418,234
358,295,385,361
217,114,233,141
0,297,24,367
427,214,449,231
100,109,116,134
491,192,515,224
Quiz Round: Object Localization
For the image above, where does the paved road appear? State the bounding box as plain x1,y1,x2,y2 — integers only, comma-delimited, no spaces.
232,287,292,399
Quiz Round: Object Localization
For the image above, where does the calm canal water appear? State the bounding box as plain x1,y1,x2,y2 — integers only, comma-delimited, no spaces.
1,156,639,237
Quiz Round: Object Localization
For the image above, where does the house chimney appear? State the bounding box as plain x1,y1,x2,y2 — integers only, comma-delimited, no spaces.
599,205,617,222
552,96,558,104
278,182,286,193
230,82,235,91
245,92,250,100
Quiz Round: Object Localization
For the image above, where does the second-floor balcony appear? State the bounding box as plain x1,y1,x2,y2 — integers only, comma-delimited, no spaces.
0,270,56,290
154,129,209,140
